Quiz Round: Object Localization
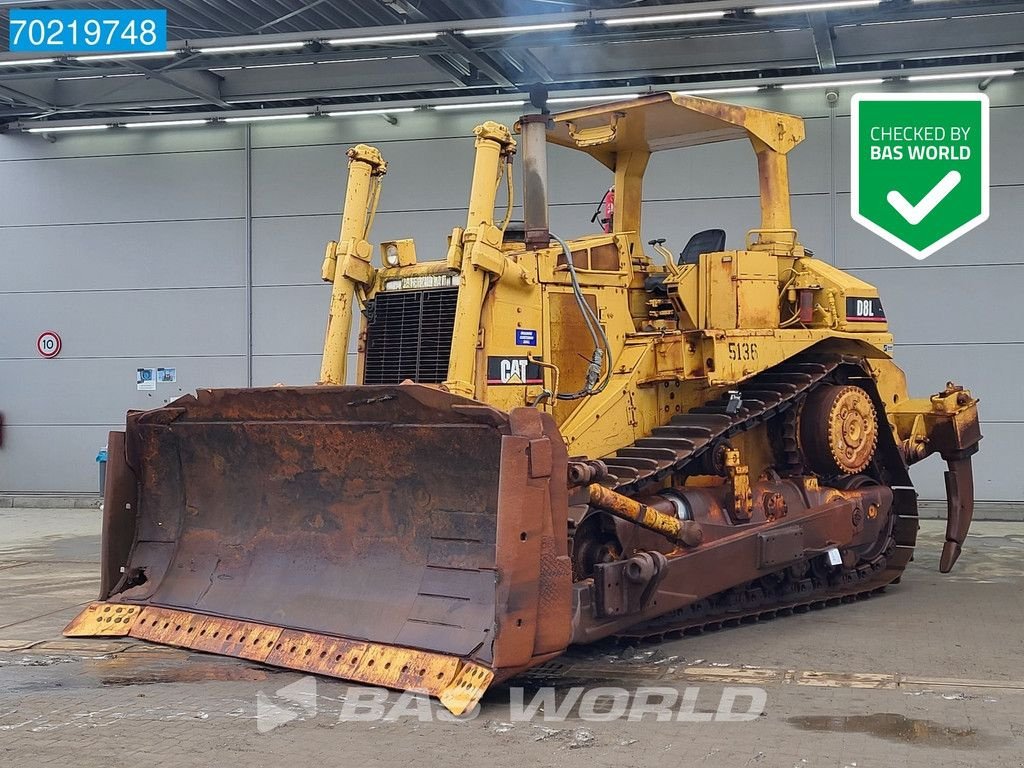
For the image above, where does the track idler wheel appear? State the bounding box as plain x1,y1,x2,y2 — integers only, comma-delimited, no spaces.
799,384,878,476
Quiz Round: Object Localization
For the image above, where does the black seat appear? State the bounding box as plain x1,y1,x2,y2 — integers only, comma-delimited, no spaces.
645,229,727,294
678,228,726,265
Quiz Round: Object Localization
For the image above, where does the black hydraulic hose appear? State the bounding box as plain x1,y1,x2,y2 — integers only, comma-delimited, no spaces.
551,234,614,400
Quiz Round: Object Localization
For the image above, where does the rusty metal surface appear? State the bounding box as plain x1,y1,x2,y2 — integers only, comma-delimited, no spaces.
99,430,138,599
799,384,879,476
64,602,140,637
67,383,569,712
66,603,493,715
941,456,975,573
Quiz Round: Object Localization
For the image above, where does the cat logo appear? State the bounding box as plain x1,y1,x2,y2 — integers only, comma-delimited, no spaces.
486,356,544,385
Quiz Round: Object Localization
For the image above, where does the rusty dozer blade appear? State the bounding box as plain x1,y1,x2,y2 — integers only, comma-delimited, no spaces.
65,385,573,714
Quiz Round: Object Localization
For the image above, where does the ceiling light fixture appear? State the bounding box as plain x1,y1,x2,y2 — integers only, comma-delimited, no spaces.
780,77,884,89
603,11,726,25
326,32,438,45
123,119,210,128
25,124,109,133
326,107,418,116
905,69,1015,81
222,113,314,122
0,57,57,67
56,73,146,80
245,61,315,69
752,0,879,15
196,41,306,54
461,22,578,36
547,93,640,104
433,100,526,111
74,50,178,62
678,86,762,95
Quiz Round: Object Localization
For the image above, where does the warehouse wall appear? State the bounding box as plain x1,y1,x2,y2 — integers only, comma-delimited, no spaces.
1,80,1021,500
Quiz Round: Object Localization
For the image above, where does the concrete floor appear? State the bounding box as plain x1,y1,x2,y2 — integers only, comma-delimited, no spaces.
1,509,1022,767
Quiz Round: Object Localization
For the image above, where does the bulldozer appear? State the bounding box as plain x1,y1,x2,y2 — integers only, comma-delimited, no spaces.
66,93,982,716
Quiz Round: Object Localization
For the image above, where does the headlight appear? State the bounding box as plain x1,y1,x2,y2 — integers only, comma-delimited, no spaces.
384,244,400,267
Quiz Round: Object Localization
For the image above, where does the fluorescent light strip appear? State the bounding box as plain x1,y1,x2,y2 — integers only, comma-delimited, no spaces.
752,0,879,15
223,113,313,122
246,61,314,69
906,69,1015,81
75,50,177,62
326,32,438,45
326,107,417,116
780,77,883,89
604,11,726,25
462,22,578,36
25,124,109,133
124,119,210,128
434,100,526,111
679,86,762,95
547,93,640,104
56,73,146,81
0,57,57,67
196,41,306,54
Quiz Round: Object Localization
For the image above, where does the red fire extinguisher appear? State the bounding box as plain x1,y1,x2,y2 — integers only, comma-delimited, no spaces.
591,187,614,233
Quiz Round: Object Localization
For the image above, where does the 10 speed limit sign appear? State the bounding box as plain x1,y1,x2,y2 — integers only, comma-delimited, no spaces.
37,330,62,358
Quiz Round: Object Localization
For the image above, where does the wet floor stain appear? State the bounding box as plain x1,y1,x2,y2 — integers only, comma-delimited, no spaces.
787,712,980,747
0,653,278,696
88,656,272,686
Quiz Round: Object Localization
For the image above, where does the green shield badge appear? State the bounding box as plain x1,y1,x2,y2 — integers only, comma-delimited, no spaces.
851,93,989,260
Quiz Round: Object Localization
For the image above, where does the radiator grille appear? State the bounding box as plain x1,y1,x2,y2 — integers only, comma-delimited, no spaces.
363,287,459,385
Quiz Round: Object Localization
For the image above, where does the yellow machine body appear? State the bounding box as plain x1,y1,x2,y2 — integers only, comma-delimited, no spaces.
67,93,981,715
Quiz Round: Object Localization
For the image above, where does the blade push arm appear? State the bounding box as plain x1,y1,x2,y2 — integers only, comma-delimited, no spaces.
319,144,387,385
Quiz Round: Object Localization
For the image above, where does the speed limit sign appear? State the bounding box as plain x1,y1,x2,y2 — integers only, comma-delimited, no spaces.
37,330,62,359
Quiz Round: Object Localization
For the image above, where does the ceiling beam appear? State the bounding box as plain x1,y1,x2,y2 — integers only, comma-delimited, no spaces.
254,0,334,32
0,82,55,110
808,13,837,72
439,32,515,87
502,49,554,84
419,54,474,87
121,61,232,109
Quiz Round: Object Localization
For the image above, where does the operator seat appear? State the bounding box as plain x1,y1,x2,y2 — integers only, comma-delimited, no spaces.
645,228,727,294
678,228,726,265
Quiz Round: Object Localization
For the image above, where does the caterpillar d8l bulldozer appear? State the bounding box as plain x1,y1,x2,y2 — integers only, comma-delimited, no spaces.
66,93,982,715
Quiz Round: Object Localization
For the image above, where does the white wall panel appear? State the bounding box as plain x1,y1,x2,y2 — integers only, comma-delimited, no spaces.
250,137,476,217
0,356,246,426
903,423,1023,503
1,219,245,292
0,425,119,493
0,124,245,161
0,288,246,358
0,150,245,225
849,265,1024,345
251,284,332,356
895,343,1024,423
252,353,331,388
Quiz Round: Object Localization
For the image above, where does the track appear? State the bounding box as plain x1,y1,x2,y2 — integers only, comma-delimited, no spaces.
593,353,919,643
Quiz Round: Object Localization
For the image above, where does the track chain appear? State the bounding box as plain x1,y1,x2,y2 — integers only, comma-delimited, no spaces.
598,353,919,643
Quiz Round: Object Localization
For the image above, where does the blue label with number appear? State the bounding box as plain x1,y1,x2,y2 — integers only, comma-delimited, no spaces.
515,329,538,347
9,9,167,53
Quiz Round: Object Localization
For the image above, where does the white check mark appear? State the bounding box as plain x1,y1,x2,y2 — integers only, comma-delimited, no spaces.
886,170,962,225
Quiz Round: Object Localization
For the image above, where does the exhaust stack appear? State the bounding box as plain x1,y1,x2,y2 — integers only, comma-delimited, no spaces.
519,114,550,249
